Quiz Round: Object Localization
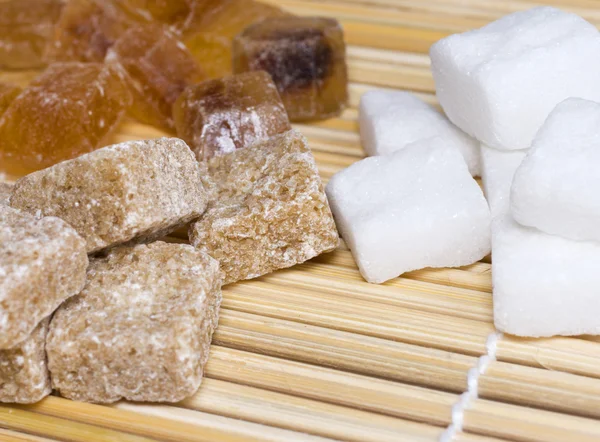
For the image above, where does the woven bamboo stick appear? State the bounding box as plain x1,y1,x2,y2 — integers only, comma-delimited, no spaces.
215,308,474,391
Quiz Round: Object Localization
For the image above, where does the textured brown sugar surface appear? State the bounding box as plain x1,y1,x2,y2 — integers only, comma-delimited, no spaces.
233,17,348,122
173,70,291,161
114,0,193,30
0,206,88,350
0,62,132,177
0,83,21,117
47,242,222,404
0,0,65,69
190,130,339,285
46,0,144,63
183,0,288,80
11,138,207,254
106,24,205,131
0,183,12,206
0,319,50,404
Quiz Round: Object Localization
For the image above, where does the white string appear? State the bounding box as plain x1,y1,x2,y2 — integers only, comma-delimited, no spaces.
439,332,502,442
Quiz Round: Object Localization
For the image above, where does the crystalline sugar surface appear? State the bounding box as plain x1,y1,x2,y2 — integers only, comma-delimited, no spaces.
359,90,481,176
430,6,600,150
326,137,491,284
511,98,600,242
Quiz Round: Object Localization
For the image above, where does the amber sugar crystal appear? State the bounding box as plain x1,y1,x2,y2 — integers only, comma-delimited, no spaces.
173,71,291,161
0,83,21,117
190,130,339,285
0,0,65,69
183,0,288,79
233,17,348,121
0,62,132,177
46,0,144,63
114,0,193,30
107,24,205,130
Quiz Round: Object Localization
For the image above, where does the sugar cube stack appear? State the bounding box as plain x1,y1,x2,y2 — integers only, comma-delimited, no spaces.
430,7,600,150
326,137,491,284
359,90,481,176
511,98,600,242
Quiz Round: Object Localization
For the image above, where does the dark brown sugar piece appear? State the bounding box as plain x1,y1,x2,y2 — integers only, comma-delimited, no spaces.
0,83,21,117
0,0,65,69
189,130,339,285
10,138,207,254
0,183,13,206
0,62,132,177
47,242,222,404
106,24,205,130
46,0,143,63
183,0,288,80
173,71,291,161
233,17,348,121
0,206,88,350
0,319,51,404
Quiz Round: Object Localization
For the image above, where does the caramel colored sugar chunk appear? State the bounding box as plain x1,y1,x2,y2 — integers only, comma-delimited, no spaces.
11,138,207,254
183,0,287,79
0,206,88,350
0,319,50,404
233,17,348,121
173,71,291,161
47,242,222,404
47,0,142,63
107,25,205,130
115,0,193,29
0,183,13,206
0,63,132,177
0,0,65,69
0,83,21,117
190,130,339,285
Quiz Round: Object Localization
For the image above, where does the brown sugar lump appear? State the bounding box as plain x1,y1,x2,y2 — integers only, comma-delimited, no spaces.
233,17,348,122
106,24,206,130
0,183,13,206
0,83,21,117
114,0,194,30
46,0,143,63
0,206,88,350
0,62,132,177
189,130,339,285
11,138,207,254
0,0,65,69
47,241,222,404
183,0,288,79
0,319,51,403
173,71,291,161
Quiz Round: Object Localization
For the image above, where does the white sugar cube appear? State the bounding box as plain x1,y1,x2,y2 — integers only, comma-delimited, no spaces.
511,98,600,242
482,144,600,337
326,137,491,284
359,90,480,176
430,7,600,151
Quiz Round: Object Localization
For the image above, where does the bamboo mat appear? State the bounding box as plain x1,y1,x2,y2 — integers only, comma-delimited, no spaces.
2,0,600,441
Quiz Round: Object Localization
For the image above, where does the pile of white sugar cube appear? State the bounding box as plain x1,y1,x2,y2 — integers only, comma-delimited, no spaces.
326,6,600,337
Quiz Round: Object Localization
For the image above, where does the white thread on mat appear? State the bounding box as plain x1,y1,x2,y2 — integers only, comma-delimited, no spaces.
439,332,503,442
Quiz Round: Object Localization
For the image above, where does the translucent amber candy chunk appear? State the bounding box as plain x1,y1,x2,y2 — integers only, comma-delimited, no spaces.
114,0,193,29
233,17,348,121
183,0,288,79
0,0,65,69
0,63,132,176
107,24,205,130
173,71,291,161
46,0,143,63
0,83,21,116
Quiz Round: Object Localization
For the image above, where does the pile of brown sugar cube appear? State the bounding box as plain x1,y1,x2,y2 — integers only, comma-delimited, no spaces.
0,0,346,404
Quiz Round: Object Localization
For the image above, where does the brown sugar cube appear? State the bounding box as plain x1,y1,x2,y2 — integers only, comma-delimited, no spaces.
189,130,339,285
0,62,132,177
106,24,205,130
0,206,88,349
0,83,21,117
233,17,348,121
173,71,291,161
114,0,193,30
183,0,287,79
46,0,144,63
47,242,222,404
0,319,51,404
11,138,207,254
0,0,65,69
0,183,13,206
